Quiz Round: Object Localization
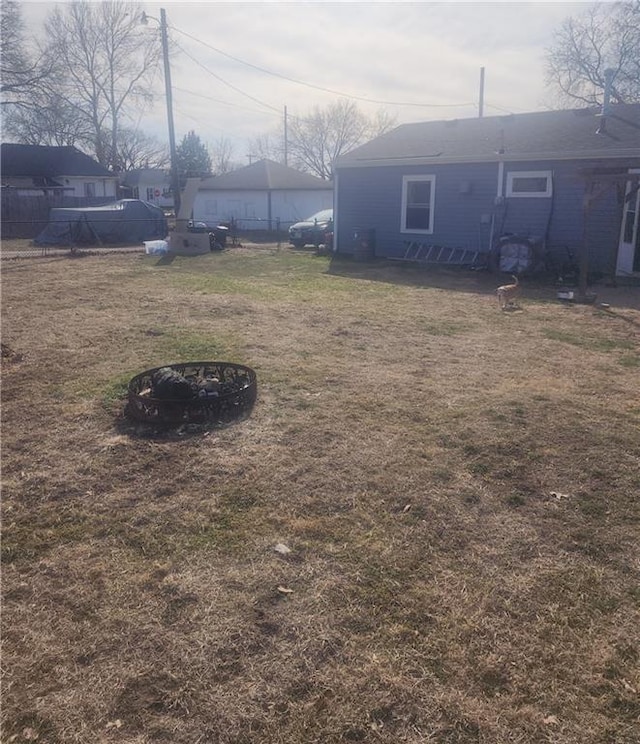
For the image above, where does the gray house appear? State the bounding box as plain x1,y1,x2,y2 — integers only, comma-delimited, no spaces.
1,143,119,198
193,159,333,230
333,104,640,278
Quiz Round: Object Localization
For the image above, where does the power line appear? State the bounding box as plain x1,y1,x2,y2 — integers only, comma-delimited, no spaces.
172,41,281,114
484,102,529,114
173,86,281,118
171,24,475,110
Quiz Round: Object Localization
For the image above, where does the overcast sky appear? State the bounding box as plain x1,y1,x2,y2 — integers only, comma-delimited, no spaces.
20,1,593,165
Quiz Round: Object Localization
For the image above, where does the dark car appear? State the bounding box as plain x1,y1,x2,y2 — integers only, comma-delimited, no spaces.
288,209,333,248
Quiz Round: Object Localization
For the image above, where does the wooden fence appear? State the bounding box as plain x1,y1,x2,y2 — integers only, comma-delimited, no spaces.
0,191,116,239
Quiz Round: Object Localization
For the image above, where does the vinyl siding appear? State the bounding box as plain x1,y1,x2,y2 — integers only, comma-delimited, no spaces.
336,158,633,273
336,162,499,258
193,189,332,229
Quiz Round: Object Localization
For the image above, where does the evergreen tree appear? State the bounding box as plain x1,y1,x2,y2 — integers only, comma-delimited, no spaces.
176,131,212,179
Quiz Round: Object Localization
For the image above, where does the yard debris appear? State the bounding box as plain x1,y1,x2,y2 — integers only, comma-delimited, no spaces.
402,503,412,512
274,543,291,554
1,343,24,365
550,491,571,500
622,679,637,693
543,715,559,725
106,719,123,730
277,585,294,594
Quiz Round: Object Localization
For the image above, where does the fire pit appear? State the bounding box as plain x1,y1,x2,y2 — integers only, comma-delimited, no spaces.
126,361,257,426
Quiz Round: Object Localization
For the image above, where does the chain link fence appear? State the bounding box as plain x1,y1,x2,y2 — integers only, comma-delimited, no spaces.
1,214,301,260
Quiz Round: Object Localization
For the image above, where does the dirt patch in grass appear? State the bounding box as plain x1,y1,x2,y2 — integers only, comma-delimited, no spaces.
2,248,639,743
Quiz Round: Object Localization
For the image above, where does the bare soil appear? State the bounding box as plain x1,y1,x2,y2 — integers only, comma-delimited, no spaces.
1,247,639,744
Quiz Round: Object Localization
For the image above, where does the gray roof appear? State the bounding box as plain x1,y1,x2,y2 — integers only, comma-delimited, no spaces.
200,159,332,190
1,143,114,177
336,104,640,167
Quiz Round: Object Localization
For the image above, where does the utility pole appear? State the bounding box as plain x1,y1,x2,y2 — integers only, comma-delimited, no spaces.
142,9,181,216
160,8,181,217
479,67,485,118
284,105,288,167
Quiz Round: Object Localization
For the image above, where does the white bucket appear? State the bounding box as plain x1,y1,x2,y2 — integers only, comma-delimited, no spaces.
144,240,169,255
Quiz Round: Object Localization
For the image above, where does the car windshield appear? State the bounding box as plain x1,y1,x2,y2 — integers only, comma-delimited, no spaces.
306,209,332,222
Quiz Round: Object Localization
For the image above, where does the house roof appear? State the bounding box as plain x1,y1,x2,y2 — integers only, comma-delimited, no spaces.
335,104,640,168
199,159,333,190
1,143,114,178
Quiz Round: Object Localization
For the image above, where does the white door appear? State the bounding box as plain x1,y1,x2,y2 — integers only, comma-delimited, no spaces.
616,170,640,276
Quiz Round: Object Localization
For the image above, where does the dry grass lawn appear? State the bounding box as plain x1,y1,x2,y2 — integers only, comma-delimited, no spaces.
1,247,639,744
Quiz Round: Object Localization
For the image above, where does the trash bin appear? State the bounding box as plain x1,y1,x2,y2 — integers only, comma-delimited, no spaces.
353,228,375,262
211,225,229,250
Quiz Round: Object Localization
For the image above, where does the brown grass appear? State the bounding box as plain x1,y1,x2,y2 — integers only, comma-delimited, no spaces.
2,247,639,744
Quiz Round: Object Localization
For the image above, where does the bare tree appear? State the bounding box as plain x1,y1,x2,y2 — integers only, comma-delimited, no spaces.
42,0,161,169
287,100,396,179
3,95,94,147
247,132,285,164
0,1,52,107
109,128,170,171
545,1,640,106
209,136,236,175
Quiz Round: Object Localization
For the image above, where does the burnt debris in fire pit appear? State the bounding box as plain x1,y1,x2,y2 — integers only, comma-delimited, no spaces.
126,361,257,427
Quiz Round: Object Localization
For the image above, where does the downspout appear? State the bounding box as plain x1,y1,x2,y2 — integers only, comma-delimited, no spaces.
489,161,505,263
496,161,504,200
268,190,272,231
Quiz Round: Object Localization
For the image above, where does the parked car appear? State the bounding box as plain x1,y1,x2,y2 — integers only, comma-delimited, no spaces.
288,209,333,248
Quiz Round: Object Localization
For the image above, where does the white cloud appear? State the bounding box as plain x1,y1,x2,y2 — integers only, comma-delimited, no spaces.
17,1,592,162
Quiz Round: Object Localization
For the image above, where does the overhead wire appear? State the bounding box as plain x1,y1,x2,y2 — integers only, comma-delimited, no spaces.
484,102,521,114
171,23,476,110
172,40,281,114
173,86,282,118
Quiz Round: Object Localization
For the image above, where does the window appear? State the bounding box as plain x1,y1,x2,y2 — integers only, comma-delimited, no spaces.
506,171,552,197
84,182,96,197
146,187,155,201
401,175,435,233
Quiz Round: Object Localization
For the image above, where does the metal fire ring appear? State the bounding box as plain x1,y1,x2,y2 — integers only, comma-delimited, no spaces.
126,361,257,426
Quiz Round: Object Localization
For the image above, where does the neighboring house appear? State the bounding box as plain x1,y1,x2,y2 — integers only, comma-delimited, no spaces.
1,143,118,198
193,159,333,230
333,104,640,278
1,143,120,238
120,168,173,210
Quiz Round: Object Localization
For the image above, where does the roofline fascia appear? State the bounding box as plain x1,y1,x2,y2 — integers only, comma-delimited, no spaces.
57,173,118,179
334,150,640,170
197,185,333,191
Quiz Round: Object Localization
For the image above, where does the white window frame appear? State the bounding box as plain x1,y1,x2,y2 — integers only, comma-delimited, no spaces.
84,182,96,197
401,175,436,234
506,170,552,198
